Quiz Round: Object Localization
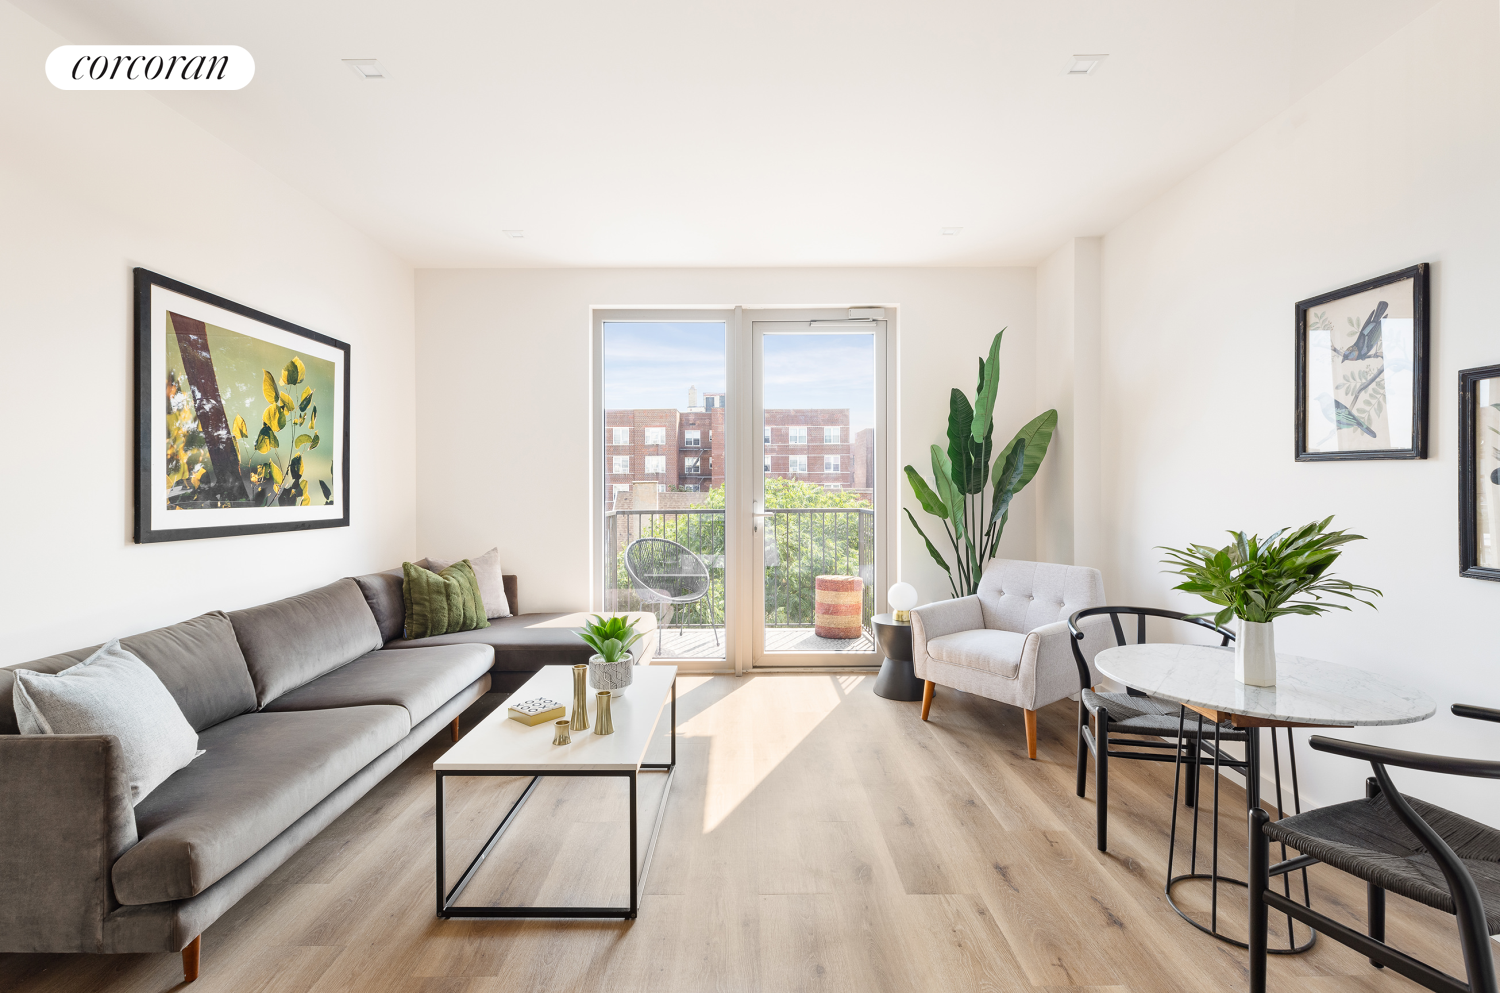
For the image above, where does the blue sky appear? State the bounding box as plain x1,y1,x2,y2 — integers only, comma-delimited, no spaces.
603,322,874,433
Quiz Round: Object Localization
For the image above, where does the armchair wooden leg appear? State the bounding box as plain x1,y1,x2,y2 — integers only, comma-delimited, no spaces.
182,934,201,983
451,717,461,742
920,681,935,721
1023,709,1038,760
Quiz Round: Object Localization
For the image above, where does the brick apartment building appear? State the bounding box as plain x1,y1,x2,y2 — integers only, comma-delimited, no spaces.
603,388,860,507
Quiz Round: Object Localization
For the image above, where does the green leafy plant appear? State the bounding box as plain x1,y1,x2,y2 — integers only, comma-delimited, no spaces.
165,353,331,509
234,357,326,507
1158,517,1382,627
577,614,645,664
903,330,1058,598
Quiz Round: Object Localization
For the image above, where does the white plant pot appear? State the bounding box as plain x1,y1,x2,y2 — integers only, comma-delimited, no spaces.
588,653,634,698
1235,620,1276,686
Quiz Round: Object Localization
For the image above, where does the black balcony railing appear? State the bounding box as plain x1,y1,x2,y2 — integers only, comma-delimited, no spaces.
604,508,875,631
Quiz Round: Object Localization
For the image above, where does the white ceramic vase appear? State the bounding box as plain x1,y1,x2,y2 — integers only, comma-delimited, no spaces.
588,653,634,698
1235,619,1276,686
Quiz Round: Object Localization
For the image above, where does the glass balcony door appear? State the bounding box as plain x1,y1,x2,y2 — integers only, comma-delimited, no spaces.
597,315,729,664
748,315,886,668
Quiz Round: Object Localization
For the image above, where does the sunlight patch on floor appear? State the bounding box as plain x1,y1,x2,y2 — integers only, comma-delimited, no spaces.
681,674,853,832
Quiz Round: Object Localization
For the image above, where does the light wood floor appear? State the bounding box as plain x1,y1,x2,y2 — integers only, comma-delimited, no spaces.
2,674,1488,993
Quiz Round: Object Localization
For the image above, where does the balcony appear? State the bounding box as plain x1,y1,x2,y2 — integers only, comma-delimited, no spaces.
604,507,876,659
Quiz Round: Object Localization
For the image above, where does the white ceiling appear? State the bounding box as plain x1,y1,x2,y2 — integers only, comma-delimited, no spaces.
18,0,1438,267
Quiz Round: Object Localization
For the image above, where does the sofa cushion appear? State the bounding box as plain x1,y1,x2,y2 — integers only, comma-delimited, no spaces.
401,560,489,639
383,611,657,672
427,548,511,618
111,705,409,905
352,568,407,643
13,641,203,805
0,611,256,735
926,628,1028,678
229,579,384,707
260,644,494,725
354,567,521,643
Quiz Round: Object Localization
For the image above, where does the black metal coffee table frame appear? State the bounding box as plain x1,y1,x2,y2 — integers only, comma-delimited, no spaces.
435,680,676,920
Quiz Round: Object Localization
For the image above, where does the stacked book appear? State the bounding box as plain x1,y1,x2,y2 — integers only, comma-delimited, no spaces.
507,697,565,726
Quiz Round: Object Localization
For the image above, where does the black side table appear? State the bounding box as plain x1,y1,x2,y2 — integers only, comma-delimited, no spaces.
872,613,924,701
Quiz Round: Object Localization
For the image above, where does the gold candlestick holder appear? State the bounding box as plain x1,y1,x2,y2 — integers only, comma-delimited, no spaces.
570,664,590,732
594,691,614,735
552,719,572,745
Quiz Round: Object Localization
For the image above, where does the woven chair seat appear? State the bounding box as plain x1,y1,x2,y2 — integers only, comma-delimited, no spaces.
1265,793,1500,934
1082,688,1249,739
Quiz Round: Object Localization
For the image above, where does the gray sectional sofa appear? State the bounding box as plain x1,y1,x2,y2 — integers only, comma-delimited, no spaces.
351,565,656,693
0,570,656,982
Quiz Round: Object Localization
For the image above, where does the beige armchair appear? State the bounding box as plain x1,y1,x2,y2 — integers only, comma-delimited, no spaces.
911,559,1107,759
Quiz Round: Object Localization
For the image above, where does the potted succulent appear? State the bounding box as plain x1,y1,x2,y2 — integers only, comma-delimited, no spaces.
1159,517,1381,686
577,614,645,698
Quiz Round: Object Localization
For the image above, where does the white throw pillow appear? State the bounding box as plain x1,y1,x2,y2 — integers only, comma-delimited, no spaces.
13,640,203,805
425,547,510,618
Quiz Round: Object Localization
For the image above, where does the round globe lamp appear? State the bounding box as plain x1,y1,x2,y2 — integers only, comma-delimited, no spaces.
888,582,918,624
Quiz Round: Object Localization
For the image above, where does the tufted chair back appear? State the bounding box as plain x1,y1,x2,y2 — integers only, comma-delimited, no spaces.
977,559,1106,635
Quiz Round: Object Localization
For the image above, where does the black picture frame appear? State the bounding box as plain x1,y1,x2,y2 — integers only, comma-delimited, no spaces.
133,268,351,543
1459,363,1500,582
1294,263,1429,461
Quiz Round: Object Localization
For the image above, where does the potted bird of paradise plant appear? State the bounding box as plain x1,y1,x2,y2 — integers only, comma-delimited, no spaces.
1159,517,1381,686
577,614,645,698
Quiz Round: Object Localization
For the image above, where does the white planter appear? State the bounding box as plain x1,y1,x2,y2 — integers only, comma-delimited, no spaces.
1236,620,1276,686
588,653,634,698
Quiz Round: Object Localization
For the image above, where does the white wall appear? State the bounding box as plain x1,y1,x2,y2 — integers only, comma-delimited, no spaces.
1098,0,1500,818
0,1,417,665
1035,238,1103,569
413,268,1036,616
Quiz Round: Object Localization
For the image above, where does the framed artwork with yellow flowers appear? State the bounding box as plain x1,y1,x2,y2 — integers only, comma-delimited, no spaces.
133,268,349,543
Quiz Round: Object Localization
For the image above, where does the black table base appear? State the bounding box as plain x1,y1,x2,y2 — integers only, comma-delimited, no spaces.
435,680,676,920
874,657,925,701
871,614,924,701
1164,707,1316,954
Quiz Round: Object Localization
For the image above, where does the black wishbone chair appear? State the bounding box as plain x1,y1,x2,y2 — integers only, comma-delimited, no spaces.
1068,606,1242,852
1249,703,1500,993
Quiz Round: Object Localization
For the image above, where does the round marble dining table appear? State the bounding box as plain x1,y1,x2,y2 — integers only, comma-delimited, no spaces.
1094,642,1436,730
1093,642,1435,954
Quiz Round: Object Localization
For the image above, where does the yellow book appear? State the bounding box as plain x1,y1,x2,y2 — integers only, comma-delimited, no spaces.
508,697,565,726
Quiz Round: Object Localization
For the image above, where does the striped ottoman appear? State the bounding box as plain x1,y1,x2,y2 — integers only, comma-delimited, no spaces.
814,575,864,639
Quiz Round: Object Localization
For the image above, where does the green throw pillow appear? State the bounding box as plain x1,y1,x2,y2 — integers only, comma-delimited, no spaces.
402,559,491,639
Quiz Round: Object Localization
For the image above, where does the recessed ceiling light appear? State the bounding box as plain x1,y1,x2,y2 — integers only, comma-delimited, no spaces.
941,227,963,236
502,230,525,239
1066,54,1107,75
342,59,387,79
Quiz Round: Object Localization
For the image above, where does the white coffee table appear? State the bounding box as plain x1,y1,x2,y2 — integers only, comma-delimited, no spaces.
433,664,677,920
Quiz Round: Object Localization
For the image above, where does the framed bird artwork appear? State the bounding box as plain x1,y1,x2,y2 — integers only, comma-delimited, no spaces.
1295,264,1429,461
1459,363,1500,582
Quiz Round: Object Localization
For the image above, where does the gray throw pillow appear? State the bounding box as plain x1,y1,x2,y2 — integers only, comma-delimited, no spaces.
13,640,203,805
426,547,510,618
